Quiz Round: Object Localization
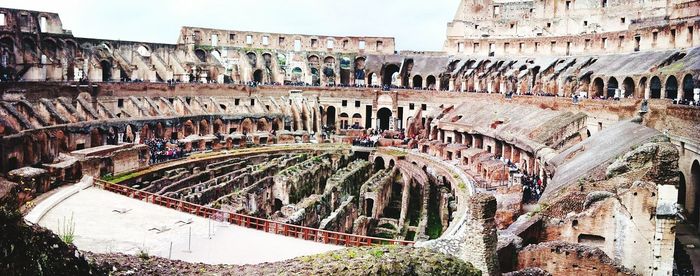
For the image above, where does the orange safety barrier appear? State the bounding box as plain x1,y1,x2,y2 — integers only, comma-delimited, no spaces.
95,179,414,247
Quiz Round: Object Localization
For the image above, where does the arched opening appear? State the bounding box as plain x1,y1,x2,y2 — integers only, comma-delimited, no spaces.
340,69,351,85
354,57,366,85
592,77,604,98
368,72,377,86
291,67,303,83
682,74,694,101
639,77,647,98
622,77,635,98
374,157,386,171
352,113,363,128
274,198,283,212
679,172,687,206
377,107,392,131
607,77,618,98
194,49,207,63
326,106,336,129
311,68,320,86
426,75,437,90
213,119,224,135
650,76,662,99
692,160,700,226
253,69,263,83
413,75,423,88
246,52,257,68
183,120,195,137
100,60,112,82
666,76,679,99
365,199,374,217
382,64,400,87
199,119,209,135
339,57,351,85
339,113,350,129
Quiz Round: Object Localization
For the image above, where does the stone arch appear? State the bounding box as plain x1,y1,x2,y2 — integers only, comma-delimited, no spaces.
257,118,270,132
607,77,618,98
690,160,700,226
650,76,662,99
155,122,165,139
374,157,386,171
213,119,224,135
240,118,254,134
368,72,377,86
100,60,112,82
352,113,363,127
665,75,679,99
253,69,263,83
246,52,257,67
90,128,102,147
354,57,366,84
41,37,58,60
194,49,207,63
638,77,648,98
377,107,392,131
592,77,604,98
365,198,374,217
679,172,687,206
125,125,137,143
426,75,437,90
682,74,694,101
325,106,336,129
183,120,195,137
140,124,151,142
291,67,303,83
199,119,210,135
339,113,350,129
622,77,635,98
382,64,400,87
413,75,423,88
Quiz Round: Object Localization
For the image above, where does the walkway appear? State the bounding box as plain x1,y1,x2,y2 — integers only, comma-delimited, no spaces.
37,187,341,265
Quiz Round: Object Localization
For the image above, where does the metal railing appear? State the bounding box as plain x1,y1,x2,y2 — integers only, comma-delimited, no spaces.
94,179,413,247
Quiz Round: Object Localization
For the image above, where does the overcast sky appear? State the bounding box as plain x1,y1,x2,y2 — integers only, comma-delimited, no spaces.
0,0,461,51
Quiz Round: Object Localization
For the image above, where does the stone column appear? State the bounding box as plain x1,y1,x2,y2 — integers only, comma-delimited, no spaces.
653,184,679,275
460,194,500,276
694,88,700,103
461,80,467,92
449,79,455,92
645,83,651,99
398,178,410,227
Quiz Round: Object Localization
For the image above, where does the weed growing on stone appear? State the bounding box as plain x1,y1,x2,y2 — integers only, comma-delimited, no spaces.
57,213,76,244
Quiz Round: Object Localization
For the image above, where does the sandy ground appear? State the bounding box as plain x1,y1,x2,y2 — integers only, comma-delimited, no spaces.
38,187,340,265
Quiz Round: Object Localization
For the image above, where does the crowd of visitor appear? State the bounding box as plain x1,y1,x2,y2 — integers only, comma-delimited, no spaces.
673,98,700,106
522,173,545,203
145,138,185,164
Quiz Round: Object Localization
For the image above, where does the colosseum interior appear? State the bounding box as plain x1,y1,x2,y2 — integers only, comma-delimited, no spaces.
0,0,699,275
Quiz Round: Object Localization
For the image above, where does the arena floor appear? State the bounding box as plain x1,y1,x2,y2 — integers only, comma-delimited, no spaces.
37,187,341,265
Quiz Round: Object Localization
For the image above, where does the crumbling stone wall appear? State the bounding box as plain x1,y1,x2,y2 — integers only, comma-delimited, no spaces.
516,241,635,276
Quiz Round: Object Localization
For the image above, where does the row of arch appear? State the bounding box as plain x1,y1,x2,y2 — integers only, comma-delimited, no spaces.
590,74,696,100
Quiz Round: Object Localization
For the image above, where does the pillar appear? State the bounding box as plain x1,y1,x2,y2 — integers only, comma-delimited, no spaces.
459,194,500,276
645,83,651,99
449,79,455,92
398,179,410,227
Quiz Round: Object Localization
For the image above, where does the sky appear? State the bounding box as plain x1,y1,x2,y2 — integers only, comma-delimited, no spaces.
0,0,461,51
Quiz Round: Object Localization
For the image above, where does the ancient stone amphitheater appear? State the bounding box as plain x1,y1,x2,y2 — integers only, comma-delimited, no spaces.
1,1,699,275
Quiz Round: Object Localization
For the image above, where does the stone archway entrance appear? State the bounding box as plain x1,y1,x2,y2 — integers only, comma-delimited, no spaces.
377,107,392,131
